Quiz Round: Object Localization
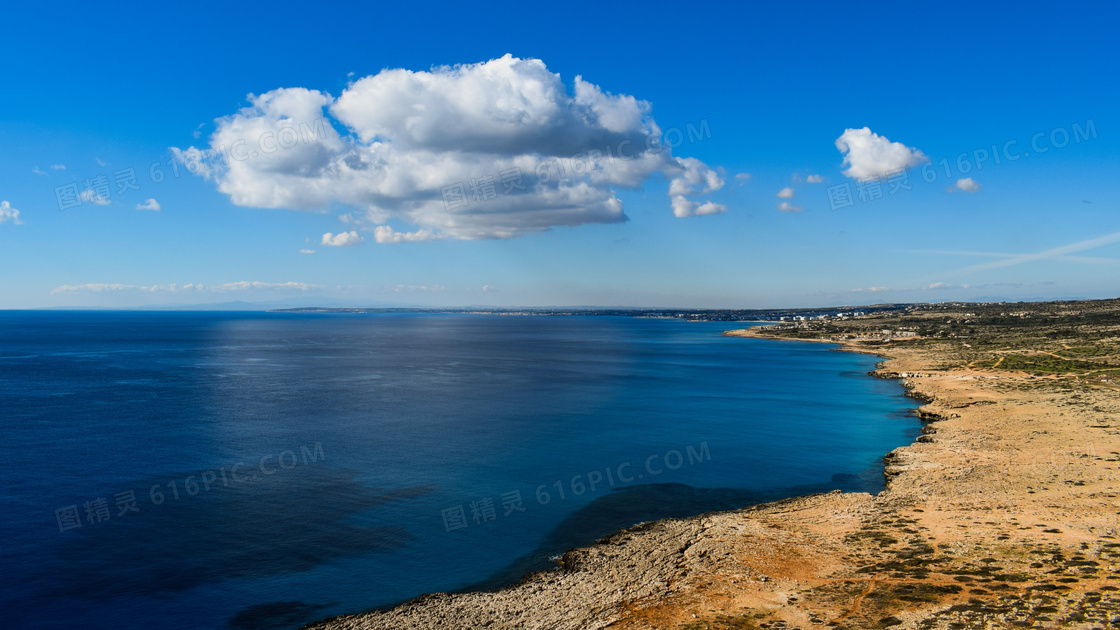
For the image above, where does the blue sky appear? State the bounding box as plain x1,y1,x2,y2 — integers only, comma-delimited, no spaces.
1,1,1117,309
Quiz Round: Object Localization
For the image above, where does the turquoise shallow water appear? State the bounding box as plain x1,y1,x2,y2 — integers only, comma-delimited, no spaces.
0,312,921,629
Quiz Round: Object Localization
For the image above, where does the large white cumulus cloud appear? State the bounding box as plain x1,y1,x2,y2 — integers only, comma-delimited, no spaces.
175,55,724,240
835,127,928,181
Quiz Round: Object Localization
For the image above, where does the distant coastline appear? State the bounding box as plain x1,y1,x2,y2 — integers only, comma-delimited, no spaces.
268,304,911,323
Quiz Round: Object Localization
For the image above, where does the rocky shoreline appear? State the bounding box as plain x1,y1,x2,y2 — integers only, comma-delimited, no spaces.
306,301,1120,629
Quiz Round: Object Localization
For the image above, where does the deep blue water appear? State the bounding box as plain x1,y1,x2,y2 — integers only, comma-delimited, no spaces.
0,312,921,629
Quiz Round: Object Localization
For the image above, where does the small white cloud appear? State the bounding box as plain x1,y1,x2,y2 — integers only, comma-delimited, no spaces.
777,201,802,212
135,198,161,211
321,230,364,247
806,174,825,184
734,173,752,184
776,187,795,199
394,284,446,292
95,157,107,166
79,189,111,206
671,196,726,218
694,201,726,216
482,284,495,292
299,249,316,254
50,164,66,171
954,177,982,193
668,157,726,218
668,157,724,195
0,201,24,225
851,286,890,292
372,225,443,243
835,127,928,181
33,166,48,176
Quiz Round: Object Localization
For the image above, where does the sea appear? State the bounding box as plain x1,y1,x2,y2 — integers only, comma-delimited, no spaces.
0,311,922,629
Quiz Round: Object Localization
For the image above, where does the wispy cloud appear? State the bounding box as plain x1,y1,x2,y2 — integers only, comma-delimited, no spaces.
80,189,110,205
135,198,161,211
846,280,1036,295
206,281,321,292
934,231,1120,276
51,281,324,295
51,283,132,294
924,282,968,290
914,248,1120,266
373,225,442,243
791,173,826,184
